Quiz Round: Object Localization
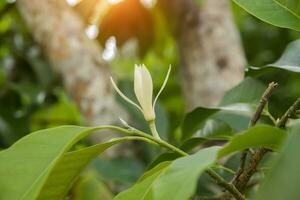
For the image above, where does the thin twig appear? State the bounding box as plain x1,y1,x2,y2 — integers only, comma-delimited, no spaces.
276,97,300,128
232,82,278,186
249,82,279,127
207,169,246,200
235,95,300,193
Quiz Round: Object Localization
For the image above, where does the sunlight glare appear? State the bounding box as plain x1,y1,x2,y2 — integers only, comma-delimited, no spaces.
107,0,124,5
85,24,99,39
102,36,117,61
65,0,81,6
140,0,156,8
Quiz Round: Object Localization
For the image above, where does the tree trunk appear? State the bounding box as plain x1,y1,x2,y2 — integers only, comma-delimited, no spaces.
159,0,245,111
16,0,124,126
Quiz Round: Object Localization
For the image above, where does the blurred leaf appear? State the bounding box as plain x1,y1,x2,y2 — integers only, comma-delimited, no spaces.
218,125,286,158
193,119,234,139
219,77,266,106
180,119,233,152
0,126,141,200
146,152,179,170
247,39,300,77
114,162,170,200
154,102,169,139
233,0,300,31
114,147,220,200
254,121,300,200
181,78,275,141
31,96,81,131
180,138,208,152
271,39,300,71
73,170,113,200
181,107,218,141
92,156,144,184
194,0,204,6
181,103,271,141
11,81,42,105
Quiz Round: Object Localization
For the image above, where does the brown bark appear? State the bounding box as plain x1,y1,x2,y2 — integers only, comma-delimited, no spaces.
159,0,245,110
16,0,124,126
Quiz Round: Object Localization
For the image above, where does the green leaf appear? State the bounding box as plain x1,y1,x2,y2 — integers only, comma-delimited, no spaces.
275,0,300,19
114,162,171,200
247,40,300,76
93,156,144,184
180,119,233,152
181,107,219,141
181,103,270,141
0,126,140,200
37,137,136,199
193,119,234,139
114,147,220,200
219,77,266,106
218,125,286,158
31,99,81,131
254,121,300,200
0,126,91,200
232,0,300,31
271,39,300,71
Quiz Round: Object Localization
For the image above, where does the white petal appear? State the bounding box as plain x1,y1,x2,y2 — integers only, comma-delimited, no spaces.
140,64,153,108
134,65,144,107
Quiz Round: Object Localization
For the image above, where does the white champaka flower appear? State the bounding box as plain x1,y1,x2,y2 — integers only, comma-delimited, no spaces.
110,64,171,122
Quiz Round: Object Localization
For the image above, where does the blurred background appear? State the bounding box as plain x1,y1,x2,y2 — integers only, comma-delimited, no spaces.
1,0,300,199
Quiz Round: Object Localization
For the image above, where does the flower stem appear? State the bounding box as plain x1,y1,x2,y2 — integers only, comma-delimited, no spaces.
126,127,245,200
149,120,161,140
95,125,245,200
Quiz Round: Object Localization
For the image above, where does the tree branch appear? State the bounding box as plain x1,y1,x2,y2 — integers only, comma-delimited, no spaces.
207,170,246,200
235,91,300,193
232,82,278,186
276,97,300,128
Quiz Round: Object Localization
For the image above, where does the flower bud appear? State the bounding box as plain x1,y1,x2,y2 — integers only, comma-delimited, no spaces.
134,64,155,121
110,64,171,123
